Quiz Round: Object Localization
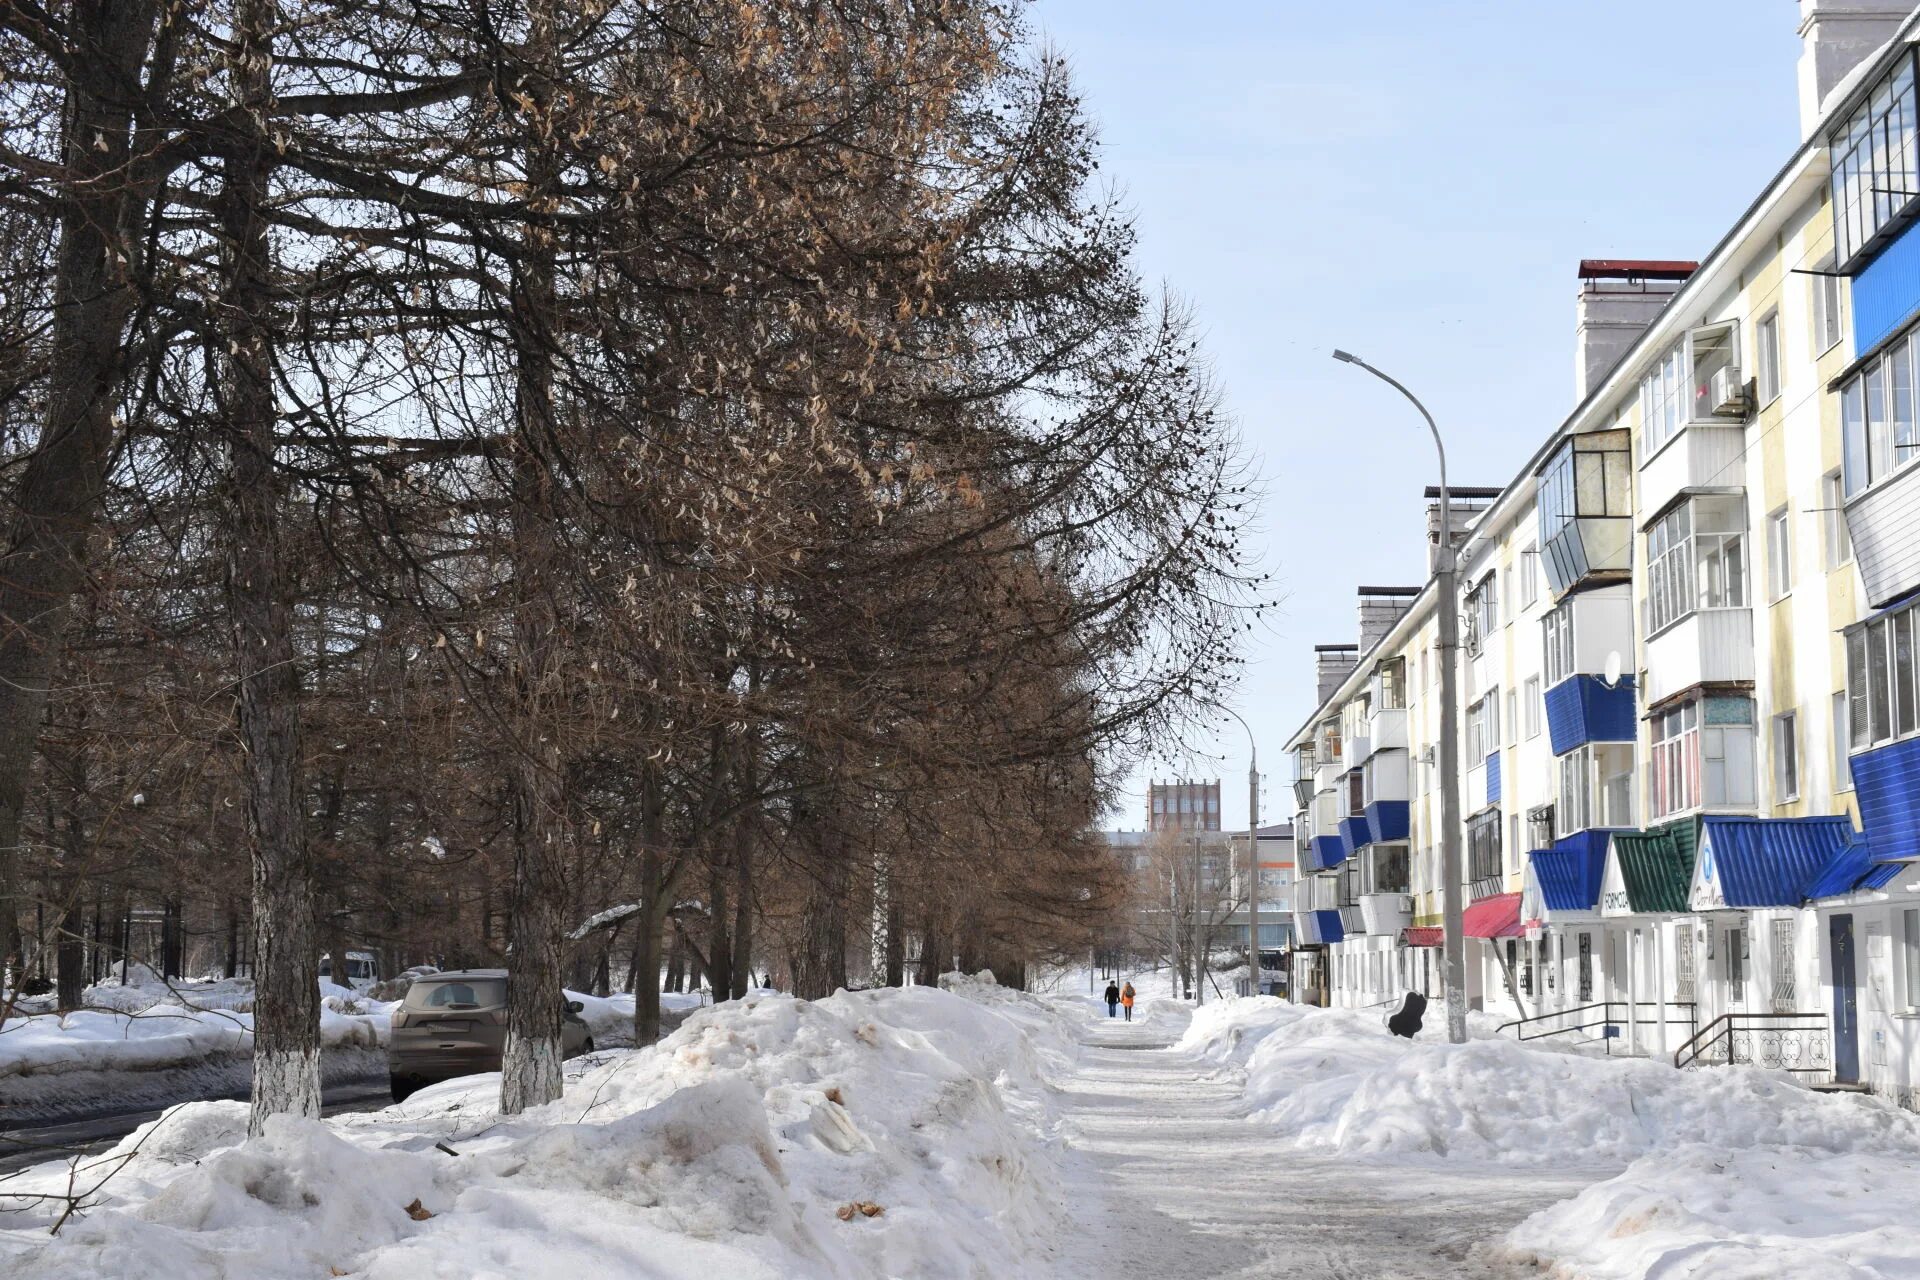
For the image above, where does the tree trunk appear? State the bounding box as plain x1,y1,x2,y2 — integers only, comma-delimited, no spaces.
224,901,240,979
706,846,732,1005
497,0,570,1116
633,847,665,1045
730,818,754,999
884,888,905,988
0,0,163,989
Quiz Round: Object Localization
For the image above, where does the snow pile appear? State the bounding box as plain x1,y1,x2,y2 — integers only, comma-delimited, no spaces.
0,977,1078,1279
1505,1145,1920,1279
1181,999,1920,1167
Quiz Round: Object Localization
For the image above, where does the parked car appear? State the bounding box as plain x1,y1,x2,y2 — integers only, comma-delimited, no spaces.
320,949,380,994
387,969,593,1102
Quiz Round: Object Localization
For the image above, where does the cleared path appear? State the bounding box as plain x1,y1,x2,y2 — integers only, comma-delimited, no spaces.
1051,1004,1606,1279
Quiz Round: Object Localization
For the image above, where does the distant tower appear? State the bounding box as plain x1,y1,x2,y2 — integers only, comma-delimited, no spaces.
1147,779,1222,832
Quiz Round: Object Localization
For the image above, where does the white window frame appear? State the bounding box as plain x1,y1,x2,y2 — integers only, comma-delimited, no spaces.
1756,309,1781,404
1834,689,1853,791
1767,506,1792,601
1902,907,1920,1012
1824,470,1853,569
1647,495,1748,637
1651,696,1757,818
1542,602,1575,687
1848,604,1920,750
1773,709,1800,803
1816,266,1844,355
1520,546,1539,609
1524,675,1542,739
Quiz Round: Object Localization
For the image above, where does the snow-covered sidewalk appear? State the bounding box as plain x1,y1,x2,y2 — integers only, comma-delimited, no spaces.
1053,999,1598,1278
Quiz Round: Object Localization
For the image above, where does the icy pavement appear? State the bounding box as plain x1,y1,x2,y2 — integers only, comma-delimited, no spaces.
1053,1004,1601,1279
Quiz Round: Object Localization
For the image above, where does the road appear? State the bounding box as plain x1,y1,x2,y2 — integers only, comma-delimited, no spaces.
1049,1007,1611,1279
0,1076,392,1176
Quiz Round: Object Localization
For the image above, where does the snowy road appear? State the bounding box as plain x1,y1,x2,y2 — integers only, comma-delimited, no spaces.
1052,1007,1608,1279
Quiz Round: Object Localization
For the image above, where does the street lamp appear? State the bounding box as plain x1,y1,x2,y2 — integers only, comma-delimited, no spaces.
1218,706,1261,997
1331,349,1468,1046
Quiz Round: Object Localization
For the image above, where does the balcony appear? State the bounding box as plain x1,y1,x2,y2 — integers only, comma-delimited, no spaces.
1314,756,1345,795
1644,609,1755,706
1359,893,1413,935
1537,429,1632,598
1366,706,1408,754
1639,424,1748,524
1544,674,1637,755
1845,463,1920,610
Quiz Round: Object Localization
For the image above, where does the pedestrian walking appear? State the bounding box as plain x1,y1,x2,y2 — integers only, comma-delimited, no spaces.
1120,980,1136,1022
1103,981,1121,1018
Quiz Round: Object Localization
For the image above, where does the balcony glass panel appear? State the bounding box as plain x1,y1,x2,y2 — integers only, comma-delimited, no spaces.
1538,430,1631,596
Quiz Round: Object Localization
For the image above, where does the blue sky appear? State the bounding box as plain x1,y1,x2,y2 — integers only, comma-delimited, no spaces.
1026,1,1807,830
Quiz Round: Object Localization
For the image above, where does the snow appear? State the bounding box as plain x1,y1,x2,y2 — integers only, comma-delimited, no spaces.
0,974,1078,1279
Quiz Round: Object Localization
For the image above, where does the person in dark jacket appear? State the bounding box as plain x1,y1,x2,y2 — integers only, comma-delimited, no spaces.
1104,981,1121,1017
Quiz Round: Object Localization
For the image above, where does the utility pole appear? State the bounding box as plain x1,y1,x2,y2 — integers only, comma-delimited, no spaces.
1219,706,1260,997
1192,830,1204,1005
1333,350,1468,1045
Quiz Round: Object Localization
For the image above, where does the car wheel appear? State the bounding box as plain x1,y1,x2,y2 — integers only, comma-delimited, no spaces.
390,1075,418,1104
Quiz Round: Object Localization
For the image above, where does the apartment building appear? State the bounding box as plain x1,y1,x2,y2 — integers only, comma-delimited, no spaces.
1282,1,1920,1103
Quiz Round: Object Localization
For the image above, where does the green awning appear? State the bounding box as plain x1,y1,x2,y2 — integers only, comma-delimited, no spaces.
1607,818,1699,914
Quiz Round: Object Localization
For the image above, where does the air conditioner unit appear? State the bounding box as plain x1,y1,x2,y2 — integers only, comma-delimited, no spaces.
1709,365,1749,418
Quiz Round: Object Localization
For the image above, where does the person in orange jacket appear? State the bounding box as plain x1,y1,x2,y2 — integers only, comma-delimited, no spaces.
1120,980,1136,1022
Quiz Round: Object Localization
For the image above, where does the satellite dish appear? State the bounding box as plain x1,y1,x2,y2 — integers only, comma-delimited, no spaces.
1603,650,1623,686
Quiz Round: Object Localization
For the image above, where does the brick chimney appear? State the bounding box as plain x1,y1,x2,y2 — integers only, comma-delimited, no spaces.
1798,1,1910,139
1424,487,1504,572
1314,644,1358,705
1356,586,1420,652
1574,261,1693,401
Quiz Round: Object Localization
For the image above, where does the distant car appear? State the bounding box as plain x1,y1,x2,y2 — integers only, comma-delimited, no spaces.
320,950,380,994
387,969,593,1102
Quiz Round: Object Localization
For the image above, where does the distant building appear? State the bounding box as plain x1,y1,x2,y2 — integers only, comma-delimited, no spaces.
1149,778,1222,832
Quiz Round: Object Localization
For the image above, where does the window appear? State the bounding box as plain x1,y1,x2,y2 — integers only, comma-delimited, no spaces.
1467,810,1503,884
1464,574,1498,656
1524,676,1542,739
1686,321,1741,423
1847,603,1920,750
1755,311,1781,403
1537,429,1632,594
1817,267,1845,354
1466,694,1497,765
1727,926,1747,1005
1641,342,1686,454
1527,804,1555,849
1559,743,1636,833
1646,495,1747,635
1834,690,1853,790
1577,932,1593,1002
1361,845,1409,895
1767,507,1792,601
1376,658,1406,711
1904,909,1920,1011
1542,603,1576,686
1774,710,1800,802
1520,546,1540,608
1651,696,1756,816
1840,325,1920,497
1829,51,1920,264
1506,690,1517,747
1824,471,1853,569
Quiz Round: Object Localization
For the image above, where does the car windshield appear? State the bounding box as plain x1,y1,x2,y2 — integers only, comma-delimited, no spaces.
405,979,506,1011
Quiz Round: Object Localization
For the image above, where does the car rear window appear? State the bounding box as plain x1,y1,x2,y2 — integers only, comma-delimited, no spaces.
405,979,506,1010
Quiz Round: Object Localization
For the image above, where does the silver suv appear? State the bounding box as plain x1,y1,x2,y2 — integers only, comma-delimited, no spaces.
388,970,594,1102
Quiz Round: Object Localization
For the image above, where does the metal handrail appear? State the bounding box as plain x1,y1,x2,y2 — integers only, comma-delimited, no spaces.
1673,1010,1829,1074
1495,1000,1698,1046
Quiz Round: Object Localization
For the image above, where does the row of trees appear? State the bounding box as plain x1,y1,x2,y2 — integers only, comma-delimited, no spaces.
0,0,1253,1129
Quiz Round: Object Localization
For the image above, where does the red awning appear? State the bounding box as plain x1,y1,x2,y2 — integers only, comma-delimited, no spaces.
1400,926,1444,948
1462,892,1524,939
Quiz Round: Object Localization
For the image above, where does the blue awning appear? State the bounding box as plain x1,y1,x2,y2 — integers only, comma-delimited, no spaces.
1805,833,1904,900
1529,830,1611,912
1697,816,1863,908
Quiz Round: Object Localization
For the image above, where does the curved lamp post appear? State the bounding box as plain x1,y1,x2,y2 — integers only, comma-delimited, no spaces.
1331,349,1468,1046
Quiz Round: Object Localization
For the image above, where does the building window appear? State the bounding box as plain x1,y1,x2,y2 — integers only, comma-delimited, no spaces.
1520,546,1540,608
1543,602,1575,686
1840,326,1920,498
1651,695,1756,817
1774,710,1799,802
1829,50,1919,264
1558,742,1636,833
1577,932,1593,1002
1903,909,1920,1011
1467,810,1503,884
1823,471,1853,569
1376,657,1407,711
1646,495,1747,636
1537,429,1632,595
1847,604,1920,750
1466,692,1499,765
1361,845,1408,895
1756,310,1781,404
1464,574,1498,657
1524,675,1542,739
1816,266,1845,354
1727,926,1747,1004
1834,690,1853,790
1641,342,1686,455
1767,507,1792,601
1527,804,1555,849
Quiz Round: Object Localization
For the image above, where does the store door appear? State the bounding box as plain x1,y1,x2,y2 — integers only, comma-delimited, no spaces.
1831,914,1860,1085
